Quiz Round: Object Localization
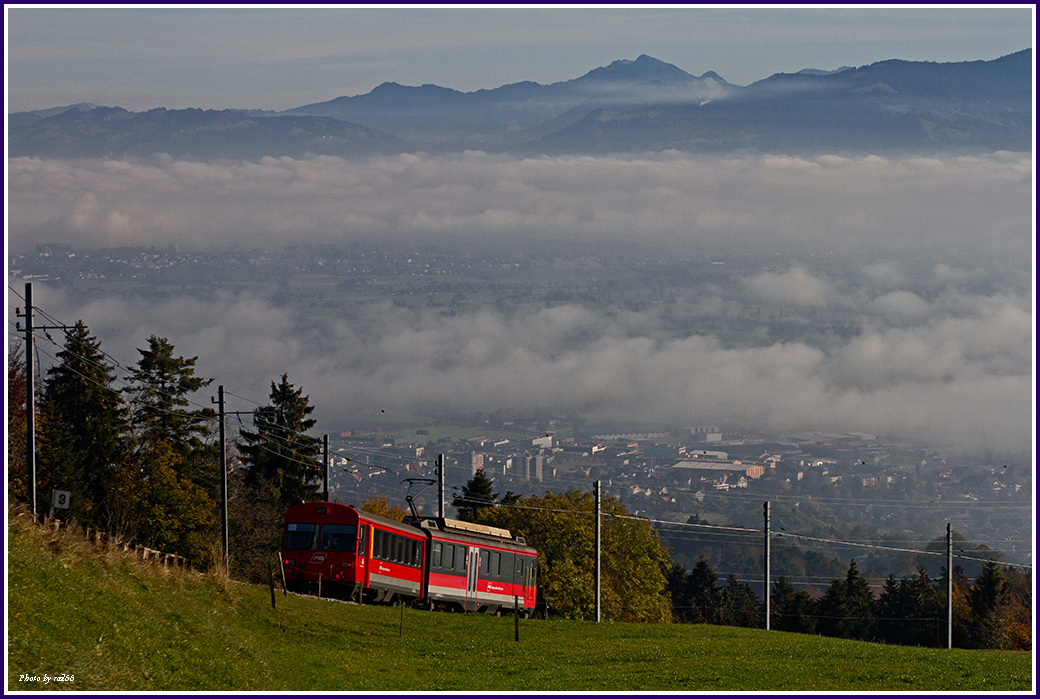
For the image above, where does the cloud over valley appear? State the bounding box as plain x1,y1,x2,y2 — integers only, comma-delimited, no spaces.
7,150,1033,458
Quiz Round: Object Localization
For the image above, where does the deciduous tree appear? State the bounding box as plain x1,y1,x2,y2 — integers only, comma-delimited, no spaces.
361,494,408,521
110,441,217,568
477,489,671,623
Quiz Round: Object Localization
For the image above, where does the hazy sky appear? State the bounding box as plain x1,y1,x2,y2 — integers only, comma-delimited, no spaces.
5,5,1034,113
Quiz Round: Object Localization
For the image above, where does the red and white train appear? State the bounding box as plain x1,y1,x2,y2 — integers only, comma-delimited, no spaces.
281,502,538,616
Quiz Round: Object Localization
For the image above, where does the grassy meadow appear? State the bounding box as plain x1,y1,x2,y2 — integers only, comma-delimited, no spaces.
6,508,1033,693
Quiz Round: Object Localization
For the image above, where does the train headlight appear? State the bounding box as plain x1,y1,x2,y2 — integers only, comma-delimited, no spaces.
340,561,352,568
284,559,295,566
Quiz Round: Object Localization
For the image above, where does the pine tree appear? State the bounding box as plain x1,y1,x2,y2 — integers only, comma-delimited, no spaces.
238,374,322,510
7,345,29,502
37,321,127,527
721,573,762,628
818,559,875,640
687,557,723,624
125,335,214,456
968,560,1007,648
452,468,498,521
124,335,218,498
771,575,817,633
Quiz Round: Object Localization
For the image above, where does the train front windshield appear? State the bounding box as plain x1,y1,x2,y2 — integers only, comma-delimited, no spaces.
284,522,358,553
320,524,358,552
285,523,318,550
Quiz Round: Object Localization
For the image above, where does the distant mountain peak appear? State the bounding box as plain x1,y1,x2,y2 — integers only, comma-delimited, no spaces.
797,66,854,76
573,55,699,85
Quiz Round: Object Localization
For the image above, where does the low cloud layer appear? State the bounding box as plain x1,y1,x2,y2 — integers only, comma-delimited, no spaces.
7,151,1033,458
7,151,1032,262
16,271,1032,458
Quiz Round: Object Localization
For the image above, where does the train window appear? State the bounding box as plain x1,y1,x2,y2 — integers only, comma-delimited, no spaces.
432,542,442,568
515,556,523,578
395,535,405,563
444,543,454,570
455,546,467,572
410,540,421,567
284,523,318,551
320,524,358,552
490,551,501,577
359,527,367,556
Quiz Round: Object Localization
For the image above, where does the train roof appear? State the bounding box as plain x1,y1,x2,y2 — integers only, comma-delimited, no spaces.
284,501,424,537
285,502,535,552
407,516,533,551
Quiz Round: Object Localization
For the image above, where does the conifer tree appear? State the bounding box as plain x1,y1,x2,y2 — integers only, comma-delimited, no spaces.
124,335,218,498
687,557,724,623
817,559,875,640
238,374,322,510
771,575,817,633
37,321,127,527
968,560,1007,648
125,335,214,456
453,468,498,521
7,345,29,502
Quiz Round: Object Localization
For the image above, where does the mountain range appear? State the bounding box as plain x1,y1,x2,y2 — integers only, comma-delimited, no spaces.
7,51,1032,160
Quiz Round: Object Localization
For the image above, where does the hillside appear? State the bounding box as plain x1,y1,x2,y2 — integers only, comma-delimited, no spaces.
6,508,1032,692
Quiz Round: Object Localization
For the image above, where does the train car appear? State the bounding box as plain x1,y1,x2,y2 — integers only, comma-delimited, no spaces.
282,502,426,603
281,502,539,616
412,516,538,617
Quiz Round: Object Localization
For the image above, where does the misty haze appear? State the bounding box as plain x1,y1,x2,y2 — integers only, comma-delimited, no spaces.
8,148,1032,460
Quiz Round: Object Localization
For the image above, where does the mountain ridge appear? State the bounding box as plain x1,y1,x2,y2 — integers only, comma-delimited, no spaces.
8,50,1031,159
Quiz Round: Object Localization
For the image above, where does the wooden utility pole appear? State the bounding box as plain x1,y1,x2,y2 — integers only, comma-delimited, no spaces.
22,283,36,516
213,386,229,575
947,522,953,649
16,282,73,519
764,501,771,631
323,433,330,501
594,480,601,623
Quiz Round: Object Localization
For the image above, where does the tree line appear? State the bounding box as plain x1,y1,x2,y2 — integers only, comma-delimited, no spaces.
7,321,321,581
446,469,1030,650
667,556,1030,650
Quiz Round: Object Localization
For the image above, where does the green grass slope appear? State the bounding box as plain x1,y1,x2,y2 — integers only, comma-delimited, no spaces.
6,510,1033,692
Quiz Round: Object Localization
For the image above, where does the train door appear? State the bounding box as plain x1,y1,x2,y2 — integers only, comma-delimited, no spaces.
465,546,480,612
524,557,537,609
359,523,372,589
514,554,524,608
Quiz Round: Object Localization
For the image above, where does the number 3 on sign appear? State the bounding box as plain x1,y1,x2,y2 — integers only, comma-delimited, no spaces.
52,490,71,509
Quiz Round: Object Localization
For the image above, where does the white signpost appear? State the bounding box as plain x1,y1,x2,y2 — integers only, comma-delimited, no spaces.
50,490,70,518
